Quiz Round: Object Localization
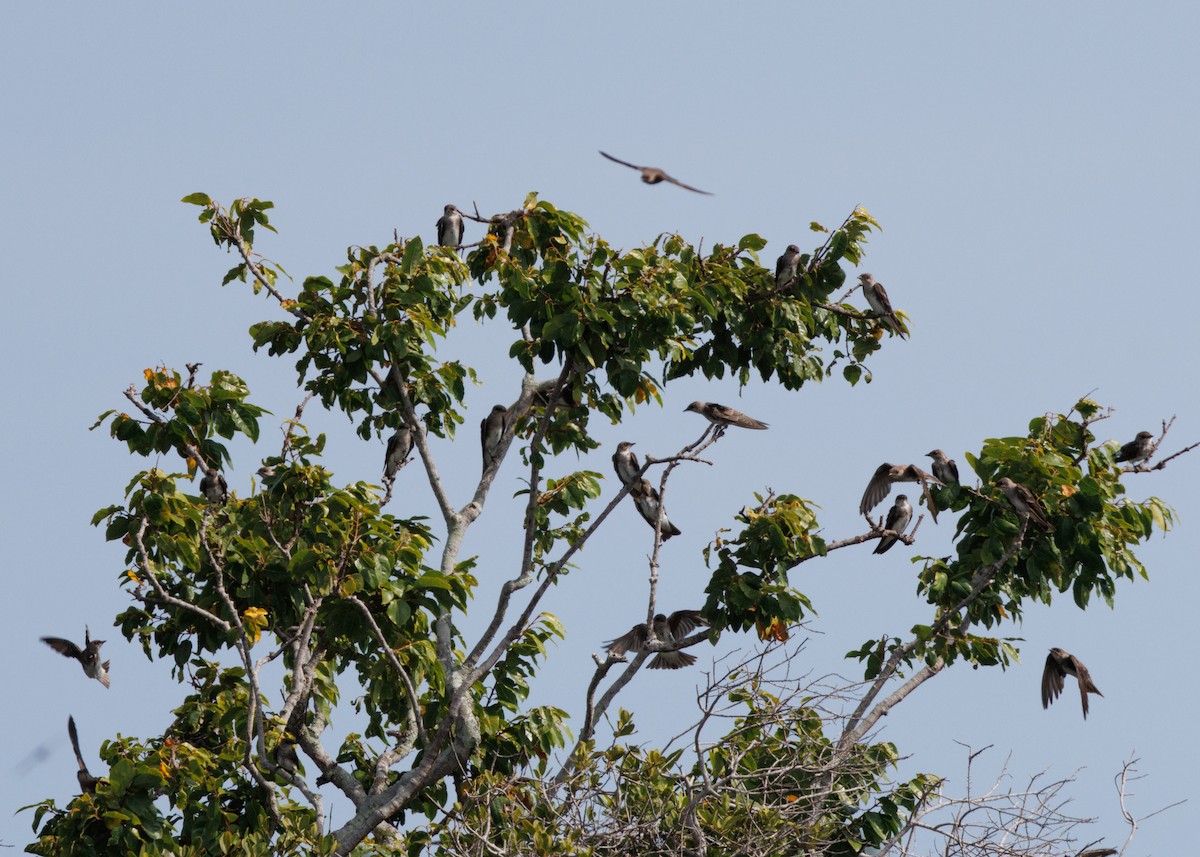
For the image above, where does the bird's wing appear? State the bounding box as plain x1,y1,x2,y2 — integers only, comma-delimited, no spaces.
1074,659,1092,718
710,403,768,429
68,716,87,768
599,150,642,171
604,625,647,657
860,465,894,516
662,174,714,195
668,610,707,638
1041,653,1065,708
42,637,83,659
1070,655,1101,718
869,281,896,314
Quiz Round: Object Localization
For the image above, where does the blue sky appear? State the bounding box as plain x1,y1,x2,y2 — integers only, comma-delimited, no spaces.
2,3,1197,851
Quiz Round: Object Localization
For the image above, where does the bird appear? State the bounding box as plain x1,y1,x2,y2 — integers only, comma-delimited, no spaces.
274,740,300,776
199,469,228,505
1077,850,1117,857
631,478,681,540
926,449,960,485
1041,647,1103,719
612,441,642,487
874,495,912,554
996,477,1054,533
858,273,906,338
480,404,508,474
384,424,413,480
684,401,769,434
67,716,100,795
436,204,464,247
604,610,708,670
531,377,580,410
859,463,939,519
598,151,713,195
775,244,801,288
42,627,111,688
1115,430,1154,464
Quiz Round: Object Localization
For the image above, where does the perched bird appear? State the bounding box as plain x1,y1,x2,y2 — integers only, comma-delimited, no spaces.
604,610,708,670
858,273,906,338
274,739,300,776
612,441,642,487
859,463,939,519
775,244,801,288
926,449,960,485
1115,430,1154,464
199,469,228,505
684,401,769,434
42,628,110,689
873,495,912,554
599,151,713,195
480,404,508,474
1042,647,1103,719
531,377,580,410
631,478,681,540
997,477,1054,533
384,424,413,480
67,716,100,795
436,204,464,247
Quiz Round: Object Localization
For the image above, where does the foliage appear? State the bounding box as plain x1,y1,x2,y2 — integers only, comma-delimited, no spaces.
24,194,1178,855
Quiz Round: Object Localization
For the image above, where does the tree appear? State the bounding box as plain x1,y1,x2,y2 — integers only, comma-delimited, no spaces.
24,193,1184,855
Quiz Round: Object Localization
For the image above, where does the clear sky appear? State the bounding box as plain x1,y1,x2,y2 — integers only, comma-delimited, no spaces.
2,3,1197,852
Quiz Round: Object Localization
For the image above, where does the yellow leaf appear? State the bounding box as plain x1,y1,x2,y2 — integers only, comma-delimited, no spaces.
1059,485,1078,497
143,368,154,381
244,606,267,621
126,569,141,584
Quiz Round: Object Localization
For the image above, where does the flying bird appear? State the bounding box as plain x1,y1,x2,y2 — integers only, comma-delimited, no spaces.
631,478,681,540
480,404,508,475
598,151,713,195
384,424,413,480
604,610,708,670
612,441,642,487
926,449,960,485
1115,430,1154,464
775,244,801,288
873,495,912,554
1077,850,1117,857
860,463,939,520
858,273,906,338
436,204,464,247
199,469,228,505
684,401,769,434
1041,647,1103,719
42,627,110,689
67,716,100,795
996,477,1054,532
